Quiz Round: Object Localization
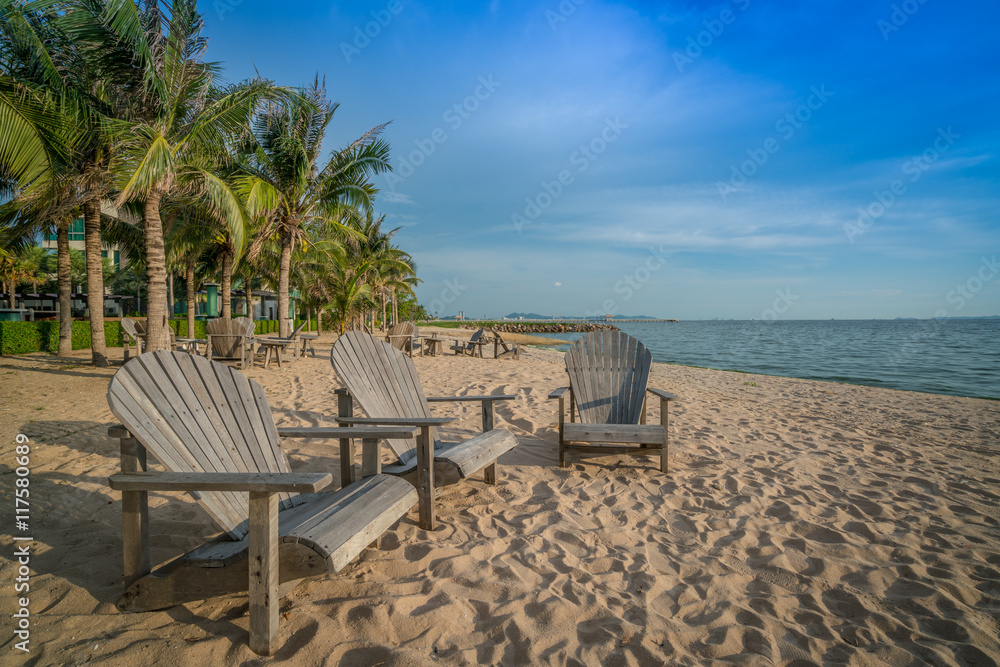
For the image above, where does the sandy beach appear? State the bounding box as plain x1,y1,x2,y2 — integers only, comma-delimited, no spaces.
1,331,998,666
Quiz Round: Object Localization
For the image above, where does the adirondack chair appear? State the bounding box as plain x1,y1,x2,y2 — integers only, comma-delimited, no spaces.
264,321,316,358
328,331,519,530
451,328,488,357
106,351,419,655
121,318,183,358
206,317,255,369
549,330,678,472
121,317,143,360
385,321,417,357
491,330,520,360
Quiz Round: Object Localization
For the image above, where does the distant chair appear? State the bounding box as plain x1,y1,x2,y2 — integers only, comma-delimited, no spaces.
490,330,520,360
121,318,143,360
121,318,182,358
549,330,678,471
265,321,316,358
206,317,255,369
384,321,417,357
451,328,488,357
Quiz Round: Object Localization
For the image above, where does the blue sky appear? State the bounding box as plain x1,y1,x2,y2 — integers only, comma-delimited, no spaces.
204,0,1000,319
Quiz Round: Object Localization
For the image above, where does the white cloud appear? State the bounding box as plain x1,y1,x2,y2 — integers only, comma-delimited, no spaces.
379,191,415,204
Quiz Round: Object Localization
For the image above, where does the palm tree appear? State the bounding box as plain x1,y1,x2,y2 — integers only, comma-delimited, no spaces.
0,1,107,358
106,0,287,351
238,77,391,338
345,212,418,330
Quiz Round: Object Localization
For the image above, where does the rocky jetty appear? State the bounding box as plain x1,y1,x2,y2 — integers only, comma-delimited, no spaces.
461,322,618,334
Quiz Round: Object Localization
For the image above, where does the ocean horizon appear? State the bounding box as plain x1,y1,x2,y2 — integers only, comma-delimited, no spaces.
524,318,999,400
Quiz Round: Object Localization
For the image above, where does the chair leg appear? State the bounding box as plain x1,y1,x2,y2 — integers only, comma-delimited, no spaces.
660,397,670,473
248,492,279,656
484,461,497,484
416,426,436,530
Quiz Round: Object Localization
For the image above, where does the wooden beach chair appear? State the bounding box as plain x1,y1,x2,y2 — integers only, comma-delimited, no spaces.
549,330,678,472
491,330,520,360
264,320,316,358
329,331,519,530
206,316,255,369
450,328,488,357
106,351,419,655
384,321,417,357
121,317,143,360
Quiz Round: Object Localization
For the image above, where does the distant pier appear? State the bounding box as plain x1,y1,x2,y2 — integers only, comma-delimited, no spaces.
502,318,679,323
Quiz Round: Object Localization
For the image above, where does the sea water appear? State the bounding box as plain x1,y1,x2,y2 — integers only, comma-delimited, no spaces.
533,319,1000,400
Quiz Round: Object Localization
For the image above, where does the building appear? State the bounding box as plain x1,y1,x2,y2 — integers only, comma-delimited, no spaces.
41,217,124,269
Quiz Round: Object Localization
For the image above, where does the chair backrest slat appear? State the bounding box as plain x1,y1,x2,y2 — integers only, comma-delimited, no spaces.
288,321,306,339
565,330,651,425
385,321,416,351
206,317,254,359
108,351,291,539
465,328,485,353
331,331,432,463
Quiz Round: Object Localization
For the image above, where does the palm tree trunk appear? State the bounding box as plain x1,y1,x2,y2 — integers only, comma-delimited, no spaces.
381,290,387,331
143,189,170,352
221,249,232,319
56,220,72,355
244,278,253,321
277,227,293,338
167,272,174,319
84,197,109,366
317,308,322,333
186,262,196,338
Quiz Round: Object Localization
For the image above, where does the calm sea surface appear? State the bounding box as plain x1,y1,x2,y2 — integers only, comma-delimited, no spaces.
529,320,1000,400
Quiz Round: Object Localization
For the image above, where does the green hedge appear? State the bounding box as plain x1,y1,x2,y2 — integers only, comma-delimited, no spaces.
0,317,319,355
0,321,124,355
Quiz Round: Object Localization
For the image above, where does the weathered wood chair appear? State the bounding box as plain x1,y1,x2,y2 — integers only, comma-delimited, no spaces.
121,317,143,360
491,330,520,360
549,330,678,472
264,321,316,358
328,331,519,530
451,328,488,357
206,316,255,369
384,321,417,357
106,350,419,655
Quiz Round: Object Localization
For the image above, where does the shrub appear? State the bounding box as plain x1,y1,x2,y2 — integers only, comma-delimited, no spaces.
0,320,125,354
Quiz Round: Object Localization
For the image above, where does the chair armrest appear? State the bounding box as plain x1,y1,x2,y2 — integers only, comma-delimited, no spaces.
335,416,455,427
426,395,516,403
108,471,331,493
278,426,417,440
647,388,679,401
548,387,570,399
